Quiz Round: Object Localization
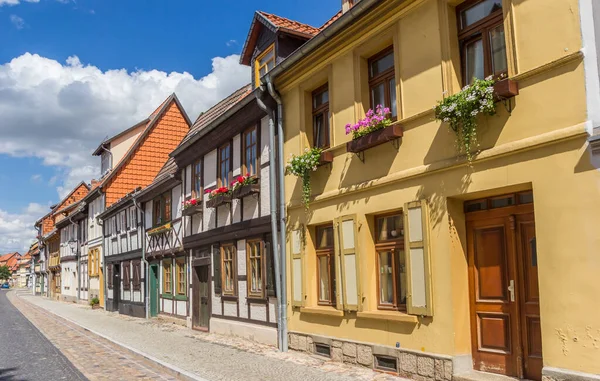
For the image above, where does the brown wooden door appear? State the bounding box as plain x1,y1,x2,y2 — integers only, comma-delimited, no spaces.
516,213,542,380
467,203,542,381
468,216,520,377
198,265,210,329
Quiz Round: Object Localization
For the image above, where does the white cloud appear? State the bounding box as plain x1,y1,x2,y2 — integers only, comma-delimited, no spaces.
0,203,49,253
226,39,238,47
9,14,25,29
30,174,42,183
0,52,250,225
0,0,39,6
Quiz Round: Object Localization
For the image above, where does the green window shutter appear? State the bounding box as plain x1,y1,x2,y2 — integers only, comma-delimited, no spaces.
404,200,433,316
212,245,222,295
334,215,361,312
265,238,276,297
291,229,304,307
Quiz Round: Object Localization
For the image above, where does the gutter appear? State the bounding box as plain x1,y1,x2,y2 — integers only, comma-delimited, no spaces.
266,77,289,352
255,89,285,351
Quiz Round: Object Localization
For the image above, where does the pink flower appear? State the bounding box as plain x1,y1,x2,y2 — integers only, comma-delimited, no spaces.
204,189,211,194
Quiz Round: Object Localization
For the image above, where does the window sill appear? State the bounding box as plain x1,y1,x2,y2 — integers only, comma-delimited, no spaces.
300,306,344,317
356,310,418,323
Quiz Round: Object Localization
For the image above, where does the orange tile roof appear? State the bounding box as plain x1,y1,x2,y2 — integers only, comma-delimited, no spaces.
319,10,343,30
258,11,320,37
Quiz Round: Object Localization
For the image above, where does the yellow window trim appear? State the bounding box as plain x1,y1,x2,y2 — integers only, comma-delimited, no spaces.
356,310,418,323
300,306,344,317
254,44,275,87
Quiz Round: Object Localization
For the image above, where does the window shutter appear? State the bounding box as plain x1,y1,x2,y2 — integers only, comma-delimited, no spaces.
265,239,276,297
404,200,433,316
291,229,304,307
334,215,361,312
212,246,222,295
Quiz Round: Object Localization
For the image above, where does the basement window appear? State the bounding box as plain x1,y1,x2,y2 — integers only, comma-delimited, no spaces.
374,355,398,373
314,343,331,358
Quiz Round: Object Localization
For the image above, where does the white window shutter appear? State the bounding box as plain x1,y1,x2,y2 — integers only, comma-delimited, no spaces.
404,200,433,316
291,229,304,307
334,215,361,312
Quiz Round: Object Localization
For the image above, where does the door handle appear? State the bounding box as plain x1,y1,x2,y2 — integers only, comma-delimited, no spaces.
508,280,515,302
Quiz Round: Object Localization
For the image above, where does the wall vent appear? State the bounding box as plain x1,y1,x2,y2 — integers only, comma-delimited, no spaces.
314,343,331,358
374,355,398,373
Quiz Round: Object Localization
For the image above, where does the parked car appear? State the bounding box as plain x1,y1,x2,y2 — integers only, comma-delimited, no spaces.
1,282,10,289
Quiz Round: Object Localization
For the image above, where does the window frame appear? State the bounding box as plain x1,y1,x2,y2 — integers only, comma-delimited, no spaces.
246,239,265,299
217,142,232,188
192,159,203,199
152,191,172,227
242,125,259,178
368,46,397,121
132,260,141,291
163,259,172,295
122,260,131,291
457,0,506,85
221,244,237,296
175,258,186,295
312,84,330,149
374,211,406,311
315,224,336,306
254,44,275,86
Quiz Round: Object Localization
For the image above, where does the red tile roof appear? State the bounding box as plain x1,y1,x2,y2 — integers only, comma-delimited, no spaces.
258,11,320,37
319,10,343,30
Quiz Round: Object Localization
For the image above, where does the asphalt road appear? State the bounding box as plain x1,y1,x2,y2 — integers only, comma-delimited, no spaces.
0,290,86,381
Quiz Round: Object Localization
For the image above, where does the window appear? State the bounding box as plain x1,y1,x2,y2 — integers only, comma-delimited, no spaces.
163,259,172,294
88,249,100,277
315,224,336,306
107,264,113,289
100,151,111,175
247,240,264,298
312,85,330,149
242,127,258,177
130,208,137,229
375,213,406,310
122,261,131,291
132,260,141,291
152,191,172,227
192,159,202,198
176,258,186,295
457,0,506,85
221,244,236,296
121,211,127,232
217,143,231,187
368,47,397,119
254,44,275,86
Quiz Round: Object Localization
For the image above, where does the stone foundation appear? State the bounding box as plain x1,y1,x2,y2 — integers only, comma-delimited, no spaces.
543,367,600,381
288,332,452,381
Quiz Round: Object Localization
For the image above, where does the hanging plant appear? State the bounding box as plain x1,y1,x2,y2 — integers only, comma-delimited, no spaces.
286,147,322,209
345,104,392,140
434,76,497,162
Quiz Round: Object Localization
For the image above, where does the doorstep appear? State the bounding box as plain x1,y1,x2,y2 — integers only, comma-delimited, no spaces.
453,370,530,381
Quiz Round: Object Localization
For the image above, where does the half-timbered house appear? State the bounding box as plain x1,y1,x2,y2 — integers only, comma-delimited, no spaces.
83,93,191,309
99,190,145,317
136,158,187,320
170,84,279,345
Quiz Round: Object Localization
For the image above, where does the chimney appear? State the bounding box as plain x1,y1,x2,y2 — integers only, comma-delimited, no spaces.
342,0,357,13
90,179,99,189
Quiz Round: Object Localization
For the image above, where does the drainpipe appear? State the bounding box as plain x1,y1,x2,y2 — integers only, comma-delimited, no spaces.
132,196,148,319
68,213,80,304
255,89,284,351
266,77,289,352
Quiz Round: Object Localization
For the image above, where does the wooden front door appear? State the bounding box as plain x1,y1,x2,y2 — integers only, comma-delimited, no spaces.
149,264,159,317
192,265,210,330
466,193,541,380
99,266,104,308
113,264,120,311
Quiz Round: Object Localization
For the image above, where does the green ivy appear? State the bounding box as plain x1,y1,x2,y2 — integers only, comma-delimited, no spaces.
434,77,497,162
286,147,322,209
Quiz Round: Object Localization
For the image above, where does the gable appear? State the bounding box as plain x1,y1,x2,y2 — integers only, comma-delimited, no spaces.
104,101,189,207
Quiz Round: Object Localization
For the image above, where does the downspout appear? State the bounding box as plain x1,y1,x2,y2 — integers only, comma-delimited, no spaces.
68,213,80,304
132,196,148,320
266,77,288,352
255,88,284,351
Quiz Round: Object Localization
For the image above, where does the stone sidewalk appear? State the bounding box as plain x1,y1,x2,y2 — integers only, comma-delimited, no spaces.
13,291,406,381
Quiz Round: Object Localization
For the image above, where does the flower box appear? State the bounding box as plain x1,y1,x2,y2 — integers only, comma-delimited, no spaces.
493,79,519,99
232,183,260,199
206,193,232,208
91,304,102,310
346,124,404,154
148,222,172,236
182,205,203,217
318,151,334,166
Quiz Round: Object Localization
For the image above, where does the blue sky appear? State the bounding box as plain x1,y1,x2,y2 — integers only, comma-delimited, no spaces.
0,0,341,252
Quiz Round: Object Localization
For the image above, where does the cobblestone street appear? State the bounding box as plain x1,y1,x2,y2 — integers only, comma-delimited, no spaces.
10,291,405,381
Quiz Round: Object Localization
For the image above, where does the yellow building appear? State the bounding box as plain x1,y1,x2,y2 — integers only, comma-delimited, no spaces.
258,0,600,380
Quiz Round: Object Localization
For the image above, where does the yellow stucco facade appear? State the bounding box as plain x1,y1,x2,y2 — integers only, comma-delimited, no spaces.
274,0,600,379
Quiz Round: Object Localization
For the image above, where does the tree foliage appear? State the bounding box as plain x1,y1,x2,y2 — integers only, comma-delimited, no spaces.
0,265,11,281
